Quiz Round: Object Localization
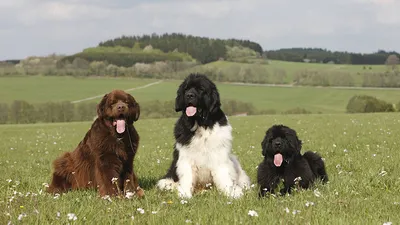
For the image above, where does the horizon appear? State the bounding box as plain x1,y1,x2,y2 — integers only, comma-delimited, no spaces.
1,0,400,60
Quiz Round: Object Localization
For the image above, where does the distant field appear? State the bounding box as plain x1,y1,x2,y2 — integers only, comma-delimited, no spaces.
175,60,388,85
1,113,399,224
1,76,400,114
0,76,155,103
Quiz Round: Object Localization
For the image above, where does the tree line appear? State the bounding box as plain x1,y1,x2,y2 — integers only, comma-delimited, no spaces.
265,48,400,65
98,33,263,64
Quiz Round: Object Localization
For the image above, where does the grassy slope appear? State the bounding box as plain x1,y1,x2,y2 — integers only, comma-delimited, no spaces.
1,113,399,224
177,60,387,85
0,76,155,103
2,76,400,114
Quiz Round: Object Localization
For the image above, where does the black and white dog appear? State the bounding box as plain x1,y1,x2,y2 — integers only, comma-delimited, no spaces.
156,73,250,199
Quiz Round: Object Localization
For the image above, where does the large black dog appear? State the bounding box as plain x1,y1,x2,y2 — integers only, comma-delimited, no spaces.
257,124,328,197
156,73,250,199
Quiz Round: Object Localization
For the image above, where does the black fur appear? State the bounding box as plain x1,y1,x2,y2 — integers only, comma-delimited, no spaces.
161,73,228,181
257,124,328,197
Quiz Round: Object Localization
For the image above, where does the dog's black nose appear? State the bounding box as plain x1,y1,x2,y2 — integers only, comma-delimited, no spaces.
186,92,195,99
117,104,126,112
274,141,281,147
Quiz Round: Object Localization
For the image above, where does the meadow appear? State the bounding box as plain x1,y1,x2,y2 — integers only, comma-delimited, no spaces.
0,76,155,104
171,60,388,85
1,113,400,224
1,76,400,114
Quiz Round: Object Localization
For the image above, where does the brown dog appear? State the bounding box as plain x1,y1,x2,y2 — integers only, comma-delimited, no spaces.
47,90,144,198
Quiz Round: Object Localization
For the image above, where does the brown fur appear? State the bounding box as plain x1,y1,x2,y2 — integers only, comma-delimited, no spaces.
47,90,144,198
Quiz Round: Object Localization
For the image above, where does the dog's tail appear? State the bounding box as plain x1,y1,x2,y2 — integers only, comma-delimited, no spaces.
230,155,251,189
47,152,74,193
303,151,329,183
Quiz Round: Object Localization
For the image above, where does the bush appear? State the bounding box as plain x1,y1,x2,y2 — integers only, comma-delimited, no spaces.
0,103,9,124
0,99,285,124
346,95,395,113
222,99,257,116
9,100,37,124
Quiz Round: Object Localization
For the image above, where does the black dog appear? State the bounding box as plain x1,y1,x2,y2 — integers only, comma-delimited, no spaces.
257,124,328,197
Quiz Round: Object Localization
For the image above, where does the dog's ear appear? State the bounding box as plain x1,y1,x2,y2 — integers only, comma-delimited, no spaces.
296,137,302,151
261,131,270,156
175,81,186,112
134,102,140,121
209,88,221,114
97,94,108,118
127,93,140,121
261,138,268,156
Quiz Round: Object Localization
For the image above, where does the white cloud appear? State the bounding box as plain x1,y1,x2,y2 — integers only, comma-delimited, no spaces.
1,0,400,60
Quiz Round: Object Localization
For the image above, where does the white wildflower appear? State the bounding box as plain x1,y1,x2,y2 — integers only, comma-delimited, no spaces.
305,201,315,207
383,222,392,225
294,177,302,182
185,219,192,223
314,189,321,197
53,193,60,199
137,208,145,214
67,213,77,221
180,199,188,204
379,170,387,177
248,210,258,217
284,207,290,213
102,195,112,202
125,191,135,199
292,210,301,215
151,211,158,214
111,177,118,184
17,213,27,221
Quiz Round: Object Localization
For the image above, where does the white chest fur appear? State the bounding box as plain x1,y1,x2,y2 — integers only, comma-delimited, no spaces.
176,122,233,184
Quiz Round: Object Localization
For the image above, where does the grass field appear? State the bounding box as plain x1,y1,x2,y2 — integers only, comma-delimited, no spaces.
1,76,400,114
0,76,155,103
1,113,400,224
174,60,388,85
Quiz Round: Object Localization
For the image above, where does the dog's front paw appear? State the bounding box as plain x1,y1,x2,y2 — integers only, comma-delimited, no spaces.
177,185,192,199
156,178,176,191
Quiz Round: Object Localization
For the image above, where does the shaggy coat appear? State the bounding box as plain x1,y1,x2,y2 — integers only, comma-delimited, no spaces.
257,124,328,197
156,73,250,199
47,90,144,198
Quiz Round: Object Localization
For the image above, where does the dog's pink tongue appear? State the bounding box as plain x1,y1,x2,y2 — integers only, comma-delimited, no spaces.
116,120,125,134
186,106,197,117
274,153,283,167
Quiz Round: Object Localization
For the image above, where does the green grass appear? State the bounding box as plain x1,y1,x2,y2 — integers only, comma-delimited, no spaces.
0,76,156,103
2,76,400,114
1,113,400,224
176,60,388,85
127,80,400,114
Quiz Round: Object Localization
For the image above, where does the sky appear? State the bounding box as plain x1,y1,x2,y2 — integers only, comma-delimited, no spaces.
1,0,400,60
